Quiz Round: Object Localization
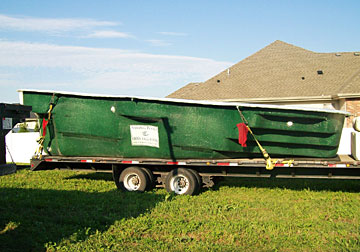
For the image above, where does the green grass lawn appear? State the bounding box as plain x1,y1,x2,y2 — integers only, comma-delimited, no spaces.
1,169,360,251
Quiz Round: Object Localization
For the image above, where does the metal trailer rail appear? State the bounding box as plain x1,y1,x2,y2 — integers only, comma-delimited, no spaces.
31,155,360,182
29,155,360,195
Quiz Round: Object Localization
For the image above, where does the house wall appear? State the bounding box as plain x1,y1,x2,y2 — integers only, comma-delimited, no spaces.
345,98,360,127
341,98,360,156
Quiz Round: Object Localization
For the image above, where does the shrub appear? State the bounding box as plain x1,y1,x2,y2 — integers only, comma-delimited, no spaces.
18,123,29,133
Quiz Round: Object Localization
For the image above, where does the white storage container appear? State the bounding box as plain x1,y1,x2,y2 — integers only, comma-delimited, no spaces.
351,132,360,161
353,117,360,132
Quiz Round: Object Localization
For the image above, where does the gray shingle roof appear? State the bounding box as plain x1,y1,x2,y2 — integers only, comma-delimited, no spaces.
167,40,360,100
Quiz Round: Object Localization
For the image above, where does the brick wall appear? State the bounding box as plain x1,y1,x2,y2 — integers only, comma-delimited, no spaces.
345,98,360,128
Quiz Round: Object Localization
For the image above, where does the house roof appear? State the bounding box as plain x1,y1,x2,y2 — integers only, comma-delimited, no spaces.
167,40,360,101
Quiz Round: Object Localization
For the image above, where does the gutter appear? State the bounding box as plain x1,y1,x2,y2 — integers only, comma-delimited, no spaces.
334,93,360,99
215,95,333,103
216,93,360,103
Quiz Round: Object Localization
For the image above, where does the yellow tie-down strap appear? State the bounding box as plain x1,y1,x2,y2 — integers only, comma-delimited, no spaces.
266,158,295,170
34,104,54,159
236,106,294,170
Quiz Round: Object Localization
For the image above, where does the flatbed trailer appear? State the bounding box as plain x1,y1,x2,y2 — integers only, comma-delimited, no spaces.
30,155,360,195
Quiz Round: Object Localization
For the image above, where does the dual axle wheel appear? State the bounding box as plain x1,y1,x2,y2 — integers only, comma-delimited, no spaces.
113,166,201,195
165,168,201,195
113,166,154,192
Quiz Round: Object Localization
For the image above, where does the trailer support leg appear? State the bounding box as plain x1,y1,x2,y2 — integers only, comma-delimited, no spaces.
202,176,215,188
0,132,5,165
0,130,16,176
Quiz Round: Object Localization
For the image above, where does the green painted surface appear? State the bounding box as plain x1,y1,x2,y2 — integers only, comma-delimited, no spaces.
21,91,347,159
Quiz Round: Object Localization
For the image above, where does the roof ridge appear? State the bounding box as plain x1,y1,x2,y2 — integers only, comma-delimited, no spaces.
265,40,314,53
167,40,360,100
203,40,314,84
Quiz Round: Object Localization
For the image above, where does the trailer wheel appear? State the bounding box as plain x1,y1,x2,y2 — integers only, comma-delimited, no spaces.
119,167,149,192
112,165,122,189
188,169,202,190
141,167,155,191
165,168,199,195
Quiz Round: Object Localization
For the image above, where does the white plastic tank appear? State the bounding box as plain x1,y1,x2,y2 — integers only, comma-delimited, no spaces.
354,116,360,132
352,117,360,160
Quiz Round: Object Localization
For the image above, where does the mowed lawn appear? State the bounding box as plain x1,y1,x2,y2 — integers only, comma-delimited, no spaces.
1,169,360,251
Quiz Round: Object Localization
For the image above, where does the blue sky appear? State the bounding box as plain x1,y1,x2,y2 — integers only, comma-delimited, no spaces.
0,0,359,103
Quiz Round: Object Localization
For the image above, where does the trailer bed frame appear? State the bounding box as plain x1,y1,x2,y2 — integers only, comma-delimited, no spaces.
31,155,360,180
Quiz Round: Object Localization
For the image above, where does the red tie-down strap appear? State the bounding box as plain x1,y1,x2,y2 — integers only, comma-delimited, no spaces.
237,123,249,147
42,118,49,137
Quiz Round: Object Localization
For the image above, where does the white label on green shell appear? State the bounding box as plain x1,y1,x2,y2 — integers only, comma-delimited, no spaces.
2,118,12,129
130,125,159,148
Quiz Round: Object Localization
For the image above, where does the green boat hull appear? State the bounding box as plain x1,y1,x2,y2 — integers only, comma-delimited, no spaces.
19,90,348,159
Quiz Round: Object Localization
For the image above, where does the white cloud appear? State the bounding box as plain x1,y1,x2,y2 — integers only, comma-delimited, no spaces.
0,40,232,97
83,30,134,38
0,14,118,33
146,39,172,47
158,32,188,36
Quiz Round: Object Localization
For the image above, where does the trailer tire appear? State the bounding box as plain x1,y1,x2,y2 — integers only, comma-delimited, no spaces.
112,165,122,190
119,167,149,192
141,167,155,191
188,169,202,191
165,168,199,195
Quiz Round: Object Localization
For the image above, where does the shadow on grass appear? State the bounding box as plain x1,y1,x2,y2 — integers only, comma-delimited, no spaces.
0,187,164,252
215,177,360,193
65,172,114,181
67,172,360,194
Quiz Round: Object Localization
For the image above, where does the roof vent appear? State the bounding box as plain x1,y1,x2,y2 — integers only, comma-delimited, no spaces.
217,79,221,83
301,77,305,80
355,52,360,56
317,70,323,75
335,53,341,56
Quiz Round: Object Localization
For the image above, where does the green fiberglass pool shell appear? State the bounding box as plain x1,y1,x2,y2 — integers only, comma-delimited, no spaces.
19,89,349,160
